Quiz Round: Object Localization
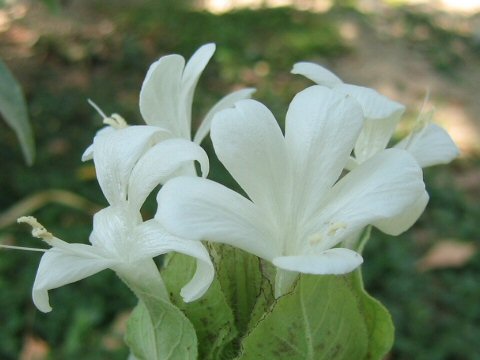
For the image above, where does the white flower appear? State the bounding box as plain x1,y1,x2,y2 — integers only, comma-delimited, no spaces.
14,126,214,312
156,85,426,296
292,62,459,169
82,43,255,164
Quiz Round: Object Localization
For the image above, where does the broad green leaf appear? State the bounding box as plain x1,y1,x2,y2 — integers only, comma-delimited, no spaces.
125,298,197,360
351,270,394,359
212,244,264,335
162,253,237,359
0,59,35,165
238,275,369,360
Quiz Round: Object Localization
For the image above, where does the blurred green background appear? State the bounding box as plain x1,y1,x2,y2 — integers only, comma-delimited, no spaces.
0,0,479,359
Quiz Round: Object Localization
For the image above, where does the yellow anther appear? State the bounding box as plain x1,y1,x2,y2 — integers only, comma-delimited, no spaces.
327,222,347,236
17,216,54,242
308,232,324,246
103,114,128,129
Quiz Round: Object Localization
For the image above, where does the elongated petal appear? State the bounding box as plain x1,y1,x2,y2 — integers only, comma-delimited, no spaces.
304,149,425,252
375,190,429,235
291,62,343,87
193,88,256,144
89,206,142,256
180,44,216,137
273,248,363,274
93,126,168,205
157,176,279,260
33,244,117,312
133,220,214,302
285,85,363,219
395,123,459,167
81,126,115,161
332,84,405,163
211,99,288,221
128,138,209,211
139,54,186,136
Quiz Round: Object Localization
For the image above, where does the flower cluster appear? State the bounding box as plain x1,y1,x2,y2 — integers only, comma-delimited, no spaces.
10,44,458,312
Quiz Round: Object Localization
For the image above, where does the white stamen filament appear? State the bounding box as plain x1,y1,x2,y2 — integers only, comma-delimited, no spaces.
17,216,55,245
0,244,46,252
88,99,128,129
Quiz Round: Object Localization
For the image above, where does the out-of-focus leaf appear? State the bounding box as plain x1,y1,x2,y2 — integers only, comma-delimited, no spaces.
0,59,35,165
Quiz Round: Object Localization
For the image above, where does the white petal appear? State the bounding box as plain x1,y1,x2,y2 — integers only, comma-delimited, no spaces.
193,88,256,144
211,99,288,221
332,84,405,162
395,123,459,167
273,248,363,274
285,85,363,219
128,138,209,211
304,149,425,251
133,220,214,302
156,176,279,261
375,190,429,235
291,62,343,87
180,44,216,137
81,126,116,161
93,125,168,205
89,206,142,256
33,245,117,312
139,54,186,136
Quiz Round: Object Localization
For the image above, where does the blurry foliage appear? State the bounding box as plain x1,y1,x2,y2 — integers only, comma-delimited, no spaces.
0,1,479,359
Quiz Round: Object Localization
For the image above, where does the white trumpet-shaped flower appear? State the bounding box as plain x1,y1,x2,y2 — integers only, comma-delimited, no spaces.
156,85,427,296
14,125,214,312
83,43,255,163
292,62,459,169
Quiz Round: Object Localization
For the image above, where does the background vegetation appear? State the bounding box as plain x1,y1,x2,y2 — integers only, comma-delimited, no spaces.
0,0,479,359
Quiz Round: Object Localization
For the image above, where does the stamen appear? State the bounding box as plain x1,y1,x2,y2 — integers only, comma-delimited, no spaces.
17,216,54,244
0,244,46,252
87,98,108,119
327,222,347,236
88,99,128,129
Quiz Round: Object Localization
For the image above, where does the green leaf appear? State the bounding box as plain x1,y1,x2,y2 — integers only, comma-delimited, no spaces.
238,274,369,360
212,244,265,335
162,253,238,359
125,298,197,360
0,59,35,165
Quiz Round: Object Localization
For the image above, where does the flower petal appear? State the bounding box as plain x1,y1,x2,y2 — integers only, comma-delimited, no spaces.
193,88,256,144
128,138,209,211
273,248,363,274
139,54,186,136
93,125,168,205
33,244,117,312
395,123,459,167
285,85,363,219
374,190,429,235
304,149,425,252
291,62,343,87
333,84,405,163
81,126,116,161
133,219,214,302
156,176,279,260
210,99,288,221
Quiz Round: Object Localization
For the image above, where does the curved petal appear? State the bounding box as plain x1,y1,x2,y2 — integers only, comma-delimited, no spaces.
291,62,343,87
81,126,116,161
395,123,459,167
273,248,363,274
333,84,405,163
180,44,216,137
285,85,363,219
133,219,214,302
304,149,425,252
375,190,429,235
93,125,168,205
156,176,279,261
193,88,256,144
89,206,142,256
139,54,186,136
210,99,288,221
33,244,118,312
128,138,209,211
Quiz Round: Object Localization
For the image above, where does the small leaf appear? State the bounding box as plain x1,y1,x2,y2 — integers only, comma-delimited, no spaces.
162,253,237,359
125,297,197,360
238,275,369,360
0,59,35,165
